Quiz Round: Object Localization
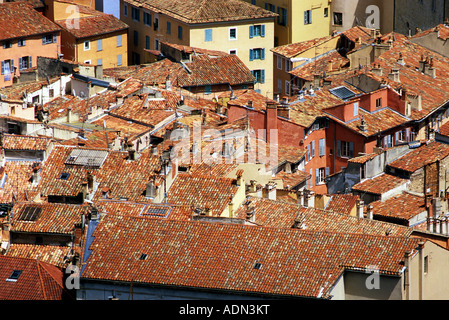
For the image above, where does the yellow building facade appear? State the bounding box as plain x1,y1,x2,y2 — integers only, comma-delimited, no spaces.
46,0,128,69
121,0,276,97
244,0,332,46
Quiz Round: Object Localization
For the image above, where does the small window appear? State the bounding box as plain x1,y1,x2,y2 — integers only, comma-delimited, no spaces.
132,7,140,21
49,89,54,98
333,12,343,26
144,12,151,26
117,35,122,47
145,36,150,50
97,58,103,66
229,49,237,55
97,39,102,51
2,40,12,49
229,27,237,40
204,85,212,95
376,97,382,108
166,21,171,35
205,29,212,42
59,172,70,180
139,253,148,260
324,7,328,17
254,262,262,270
84,41,90,51
178,26,183,40
124,4,128,16
304,10,312,25
277,56,283,70
424,256,429,273
117,54,122,66
18,39,26,47
6,270,22,282
133,30,139,46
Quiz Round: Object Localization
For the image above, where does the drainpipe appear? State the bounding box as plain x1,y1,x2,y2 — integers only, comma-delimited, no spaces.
404,250,411,300
418,241,425,300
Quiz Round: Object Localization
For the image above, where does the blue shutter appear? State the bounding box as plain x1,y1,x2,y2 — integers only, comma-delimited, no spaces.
28,56,32,68
1,61,4,75
406,128,410,142
384,136,388,148
53,33,57,43
319,139,325,156
11,59,14,71
309,169,313,187
307,144,310,161
18,57,22,71
249,25,254,38
277,6,281,24
283,8,287,25
304,11,308,24
261,25,265,37
117,35,122,47
315,169,319,184
325,167,330,177
336,140,341,157
395,131,399,144
349,142,354,158
97,39,102,51
261,70,265,83
249,49,254,61
205,29,212,42
311,140,315,158
261,48,265,60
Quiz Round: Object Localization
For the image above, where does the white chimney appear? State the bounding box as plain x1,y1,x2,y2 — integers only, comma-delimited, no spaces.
266,181,277,200
366,205,373,219
356,200,365,218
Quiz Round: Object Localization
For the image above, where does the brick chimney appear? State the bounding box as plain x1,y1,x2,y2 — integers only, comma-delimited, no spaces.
265,101,278,143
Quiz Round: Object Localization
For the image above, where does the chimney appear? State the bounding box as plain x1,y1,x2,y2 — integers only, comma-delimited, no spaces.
388,68,400,82
151,145,158,155
146,179,155,199
313,74,321,88
128,149,136,160
265,181,277,200
424,57,436,78
397,53,404,65
228,198,234,218
67,106,73,123
327,60,333,72
419,55,426,73
372,64,383,76
236,169,244,187
248,180,257,193
370,29,377,39
366,204,374,219
297,190,304,206
246,206,255,223
265,101,278,143
409,94,422,111
356,200,365,218
359,115,367,132
277,105,290,119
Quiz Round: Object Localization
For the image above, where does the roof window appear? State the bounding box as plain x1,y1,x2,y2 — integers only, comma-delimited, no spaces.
6,270,22,282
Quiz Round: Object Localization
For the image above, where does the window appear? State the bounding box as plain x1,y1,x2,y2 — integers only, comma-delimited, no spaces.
304,10,312,25
18,39,25,47
154,17,159,31
59,172,70,180
49,88,54,98
155,39,159,50
376,97,382,108
250,25,265,38
360,163,366,179
18,206,42,221
132,52,140,65
229,27,237,40
316,167,329,184
97,59,103,66
133,30,139,46
145,35,150,50
19,56,32,71
42,34,57,45
6,270,22,282
251,69,265,83
318,138,325,156
278,7,287,26
132,7,140,21
251,0,256,4
97,39,102,51
178,26,183,40
277,79,282,93
124,4,128,16
333,12,343,26
205,29,212,42
311,140,315,158
204,85,212,95
167,21,171,34
383,135,393,148
265,3,275,12
424,256,429,274
337,140,354,158
1,59,14,75
277,56,283,70
144,12,151,26
285,81,290,96
117,54,122,66
117,35,122,47
353,102,359,117
84,40,90,51
229,49,237,55
249,48,265,60
324,7,328,17
2,40,12,49
285,59,292,72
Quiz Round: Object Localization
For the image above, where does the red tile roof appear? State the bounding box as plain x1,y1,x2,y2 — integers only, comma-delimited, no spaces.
10,202,87,235
166,173,240,216
351,173,409,195
125,0,277,24
6,244,71,268
388,140,449,173
0,161,39,204
370,192,426,222
274,170,310,189
80,214,421,298
2,134,52,151
325,193,360,216
55,5,128,39
0,2,61,41
0,255,72,300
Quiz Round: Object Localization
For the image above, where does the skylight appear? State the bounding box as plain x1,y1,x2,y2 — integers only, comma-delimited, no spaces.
59,172,70,180
329,86,356,101
6,270,22,282
18,206,42,222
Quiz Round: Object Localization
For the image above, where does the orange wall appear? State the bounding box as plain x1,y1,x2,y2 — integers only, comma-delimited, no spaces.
0,33,61,88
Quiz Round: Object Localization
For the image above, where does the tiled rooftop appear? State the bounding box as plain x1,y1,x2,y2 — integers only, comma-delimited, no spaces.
370,192,426,222
388,140,449,173
80,214,421,298
6,244,71,268
0,2,61,41
351,173,409,195
2,134,52,151
324,193,360,216
0,255,72,300
124,0,278,24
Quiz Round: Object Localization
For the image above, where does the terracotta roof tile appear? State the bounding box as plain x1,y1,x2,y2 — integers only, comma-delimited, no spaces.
0,2,61,41
325,193,360,215
6,244,71,268
80,214,420,298
125,0,277,25
370,192,426,222
0,255,72,300
351,173,409,195
2,134,52,151
388,140,449,173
